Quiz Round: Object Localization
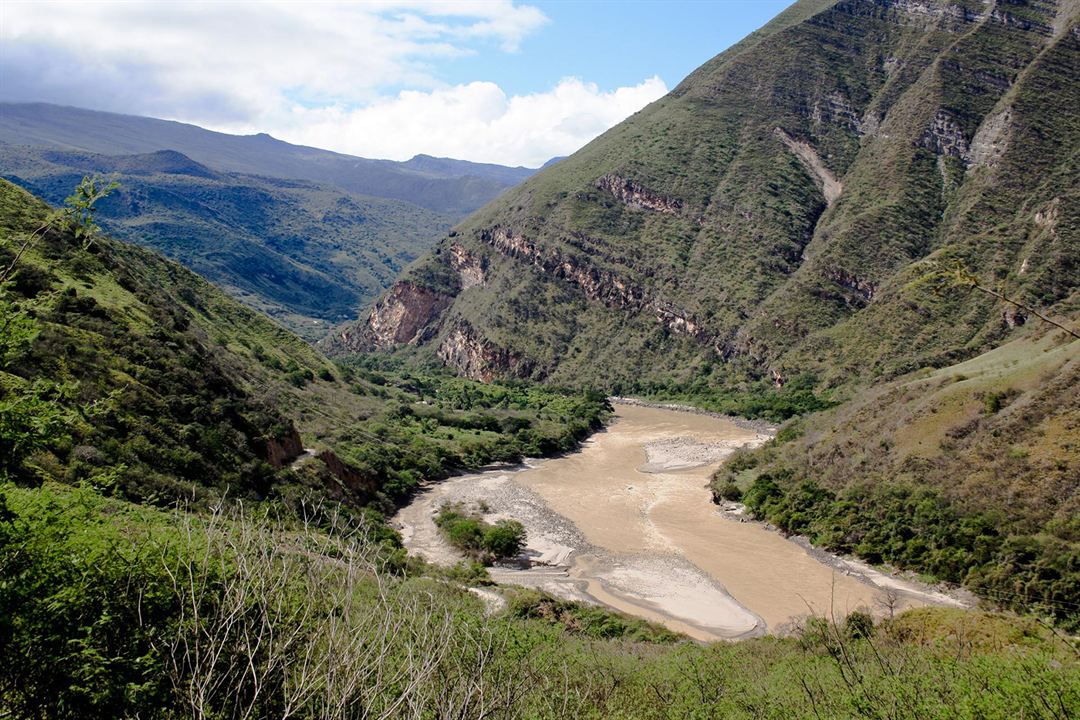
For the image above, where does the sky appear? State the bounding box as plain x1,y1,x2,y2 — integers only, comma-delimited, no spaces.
0,1,792,167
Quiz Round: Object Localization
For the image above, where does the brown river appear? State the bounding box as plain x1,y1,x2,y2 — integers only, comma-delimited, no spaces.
394,402,964,641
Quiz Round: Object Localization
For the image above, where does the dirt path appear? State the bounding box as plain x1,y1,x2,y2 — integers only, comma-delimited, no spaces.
394,403,965,641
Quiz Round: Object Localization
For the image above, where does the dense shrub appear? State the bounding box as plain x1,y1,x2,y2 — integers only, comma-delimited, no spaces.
435,503,526,563
741,473,1080,629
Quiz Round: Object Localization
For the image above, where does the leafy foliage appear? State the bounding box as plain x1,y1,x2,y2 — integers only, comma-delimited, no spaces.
434,503,527,563
739,473,1080,629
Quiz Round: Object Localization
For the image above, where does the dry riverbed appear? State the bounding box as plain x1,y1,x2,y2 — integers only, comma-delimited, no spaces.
394,403,966,642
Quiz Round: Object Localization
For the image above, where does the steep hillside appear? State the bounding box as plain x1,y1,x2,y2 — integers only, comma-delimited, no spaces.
1,145,451,339
337,0,1079,393
0,102,536,215
0,179,607,511
713,325,1079,625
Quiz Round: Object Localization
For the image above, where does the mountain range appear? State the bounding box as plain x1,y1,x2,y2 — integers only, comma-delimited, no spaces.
0,102,536,215
0,103,541,337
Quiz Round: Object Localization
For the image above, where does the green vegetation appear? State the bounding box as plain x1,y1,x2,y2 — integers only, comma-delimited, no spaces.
0,177,608,515
714,327,1080,629
330,355,609,509
738,472,1079,629
621,373,835,422
504,588,681,643
1,145,453,339
2,482,1077,719
435,502,527,563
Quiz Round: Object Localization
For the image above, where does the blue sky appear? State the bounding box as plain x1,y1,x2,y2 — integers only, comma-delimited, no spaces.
445,1,791,95
1,1,793,166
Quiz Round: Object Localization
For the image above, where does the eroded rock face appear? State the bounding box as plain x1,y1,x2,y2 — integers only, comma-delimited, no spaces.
919,109,971,161
481,226,708,340
261,422,304,469
449,243,486,289
317,450,378,498
774,128,843,206
823,267,876,304
810,90,865,135
437,322,531,381
969,106,1012,168
881,0,987,29
340,280,450,351
596,173,684,215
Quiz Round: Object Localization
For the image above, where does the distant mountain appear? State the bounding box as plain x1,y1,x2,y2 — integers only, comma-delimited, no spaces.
0,144,451,339
0,103,538,215
398,154,536,186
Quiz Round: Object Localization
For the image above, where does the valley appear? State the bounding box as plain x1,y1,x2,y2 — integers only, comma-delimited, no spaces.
2,0,1078,716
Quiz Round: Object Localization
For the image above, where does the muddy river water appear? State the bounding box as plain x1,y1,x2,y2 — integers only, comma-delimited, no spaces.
394,403,963,641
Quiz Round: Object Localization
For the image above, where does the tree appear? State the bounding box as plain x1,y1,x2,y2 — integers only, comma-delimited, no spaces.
0,175,118,285
925,259,1079,340
482,520,527,560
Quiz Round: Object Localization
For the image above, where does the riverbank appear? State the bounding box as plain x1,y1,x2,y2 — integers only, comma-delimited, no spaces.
394,403,967,641
609,396,780,434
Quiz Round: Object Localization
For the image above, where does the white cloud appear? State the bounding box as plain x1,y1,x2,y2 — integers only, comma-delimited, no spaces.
0,0,666,166
270,76,668,167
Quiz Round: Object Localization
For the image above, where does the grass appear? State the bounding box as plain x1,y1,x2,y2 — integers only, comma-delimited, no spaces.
2,480,1077,719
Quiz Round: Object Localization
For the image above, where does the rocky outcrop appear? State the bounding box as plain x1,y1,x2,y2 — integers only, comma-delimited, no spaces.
774,128,843,207
449,243,487,289
345,280,451,350
437,322,532,381
969,106,1012,168
480,226,708,340
317,450,378,498
919,109,970,161
596,173,683,215
1002,305,1027,329
261,422,304,469
823,267,876,303
989,7,1053,36
881,0,987,29
810,90,865,135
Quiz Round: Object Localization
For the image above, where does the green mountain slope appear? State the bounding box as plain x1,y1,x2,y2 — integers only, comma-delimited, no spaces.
336,0,1079,391
0,179,607,511
0,102,537,215
714,326,1079,625
1,145,452,339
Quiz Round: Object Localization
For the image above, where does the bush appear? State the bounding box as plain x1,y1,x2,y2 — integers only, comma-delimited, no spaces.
845,610,875,639
482,520,526,558
435,504,527,564
716,482,743,502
